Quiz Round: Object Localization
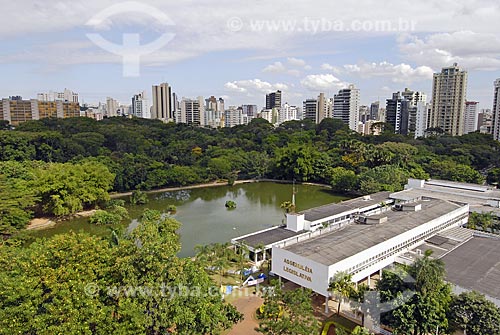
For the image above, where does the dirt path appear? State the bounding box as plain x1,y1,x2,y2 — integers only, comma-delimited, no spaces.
227,295,263,335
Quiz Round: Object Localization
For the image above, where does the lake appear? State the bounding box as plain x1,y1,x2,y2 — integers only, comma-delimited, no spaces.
28,182,349,257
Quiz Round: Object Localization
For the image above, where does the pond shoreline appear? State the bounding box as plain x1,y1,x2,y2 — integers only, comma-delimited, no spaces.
27,179,334,232
109,179,333,199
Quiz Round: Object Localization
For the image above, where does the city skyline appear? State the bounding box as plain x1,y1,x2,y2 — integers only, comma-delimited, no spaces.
0,1,499,109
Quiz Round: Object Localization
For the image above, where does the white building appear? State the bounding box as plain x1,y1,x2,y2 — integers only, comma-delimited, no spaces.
333,85,360,131
131,92,150,119
279,103,299,124
414,102,429,138
180,97,204,126
37,89,79,103
463,101,479,134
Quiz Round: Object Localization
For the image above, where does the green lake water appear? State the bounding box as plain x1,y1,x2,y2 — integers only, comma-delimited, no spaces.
28,182,348,257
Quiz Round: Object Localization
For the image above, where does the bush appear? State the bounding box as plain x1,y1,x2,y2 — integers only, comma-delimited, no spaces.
167,205,177,214
89,205,128,225
225,200,237,209
130,190,148,205
89,210,122,225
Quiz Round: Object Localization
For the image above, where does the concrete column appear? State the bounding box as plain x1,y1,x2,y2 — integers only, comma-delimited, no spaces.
325,295,329,314
367,275,371,287
379,269,383,279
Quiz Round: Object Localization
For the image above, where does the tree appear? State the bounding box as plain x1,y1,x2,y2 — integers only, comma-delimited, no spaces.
467,212,494,233
130,189,149,205
327,167,357,193
329,271,356,315
358,165,410,194
449,291,500,335
256,281,320,335
0,210,243,334
378,250,451,335
34,161,115,216
351,326,373,335
0,162,39,234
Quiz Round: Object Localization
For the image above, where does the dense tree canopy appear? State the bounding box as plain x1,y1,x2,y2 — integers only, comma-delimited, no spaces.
0,209,242,334
1,116,499,234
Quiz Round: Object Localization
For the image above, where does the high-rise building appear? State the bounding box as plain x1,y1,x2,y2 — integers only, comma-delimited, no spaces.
242,105,258,119
492,79,500,141
303,99,318,121
414,102,430,138
266,90,282,110
333,85,360,131
463,101,479,134
180,97,203,126
152,82,174,122
225,106,243,128
106,97,119,117
401,88,427,106
386,92,404,134
386,88,427,135
279,103,299,124
316,93,332,124
478,108,493,135
204,96,225,128
37,89,79,103
370,101,380,121
359,105,370,123
429,64,468,136
131,92,150,119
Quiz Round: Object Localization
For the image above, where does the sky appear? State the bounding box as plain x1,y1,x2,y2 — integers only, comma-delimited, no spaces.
1,0,500,109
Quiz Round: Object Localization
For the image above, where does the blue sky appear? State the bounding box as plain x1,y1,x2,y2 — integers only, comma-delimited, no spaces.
1,0,499,109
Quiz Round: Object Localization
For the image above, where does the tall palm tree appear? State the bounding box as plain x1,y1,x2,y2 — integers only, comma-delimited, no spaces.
329,271,355,315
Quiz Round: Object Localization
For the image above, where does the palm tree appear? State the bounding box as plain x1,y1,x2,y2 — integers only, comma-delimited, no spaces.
236,242,249,281
329,271,355,315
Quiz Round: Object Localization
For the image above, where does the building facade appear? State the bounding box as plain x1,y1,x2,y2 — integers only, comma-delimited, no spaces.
131,92,150,119
463,101,479,134
303,98,318,122
266,90,282,110
429,64,468,136
152,82,174,122
493,79,500,141
1,97,80,126
333,85,360,131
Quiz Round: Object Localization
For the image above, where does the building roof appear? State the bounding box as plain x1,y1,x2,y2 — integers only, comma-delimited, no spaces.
283,199,462,266
233,226,302,249
300,191,391,222
441,236,500,301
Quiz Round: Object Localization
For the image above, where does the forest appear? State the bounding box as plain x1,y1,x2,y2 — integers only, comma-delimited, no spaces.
1,116,500,235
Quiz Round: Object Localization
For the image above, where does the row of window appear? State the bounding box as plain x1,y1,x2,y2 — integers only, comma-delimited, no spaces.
344,213,467,275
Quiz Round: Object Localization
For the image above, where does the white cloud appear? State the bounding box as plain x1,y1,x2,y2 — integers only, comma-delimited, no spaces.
224,79,288,95
262,57,311,76
300,74,348,92
398,31,500,70
341,61,434,83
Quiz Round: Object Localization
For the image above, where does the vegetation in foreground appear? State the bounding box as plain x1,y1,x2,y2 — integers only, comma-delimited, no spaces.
0,209,243,334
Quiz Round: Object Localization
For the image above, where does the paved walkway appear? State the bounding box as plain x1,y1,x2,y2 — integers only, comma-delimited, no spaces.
227,295,263,335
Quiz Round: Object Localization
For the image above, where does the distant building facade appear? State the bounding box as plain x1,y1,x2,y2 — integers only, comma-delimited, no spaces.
333,85,360,131
463,101,479,134
493,79,500,141
152,82,174,122
429,64,468,136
